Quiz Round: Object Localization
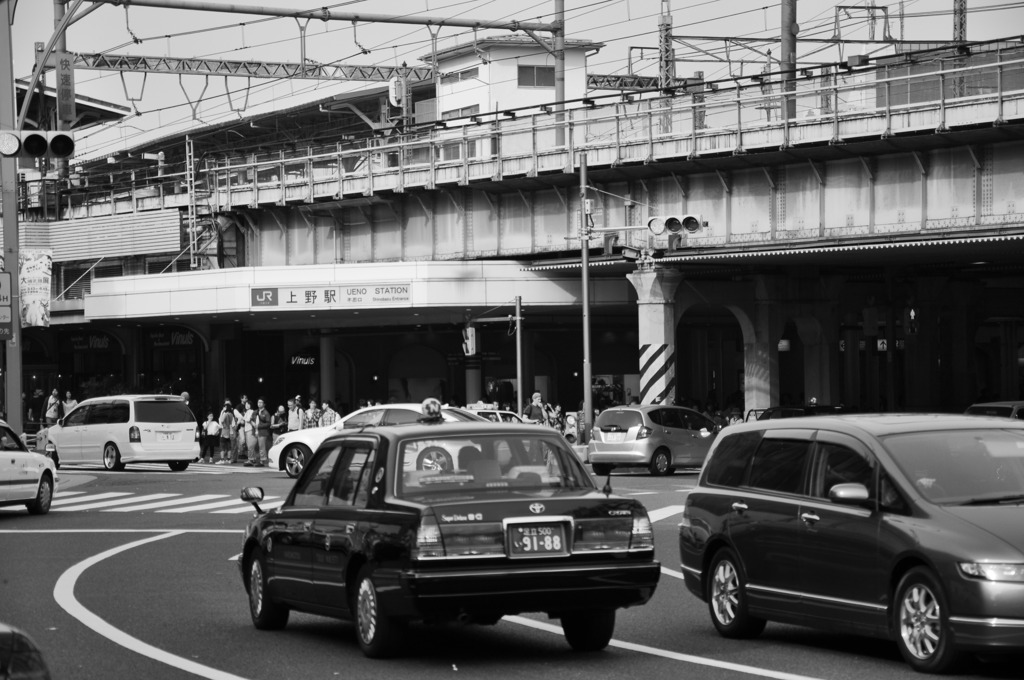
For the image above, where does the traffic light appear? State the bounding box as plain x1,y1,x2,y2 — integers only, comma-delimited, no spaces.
647,214,706,251
0,130,75,160
461,326,477,356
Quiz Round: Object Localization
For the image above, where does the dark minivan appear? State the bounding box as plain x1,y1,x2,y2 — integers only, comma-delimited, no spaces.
679,414,1024,673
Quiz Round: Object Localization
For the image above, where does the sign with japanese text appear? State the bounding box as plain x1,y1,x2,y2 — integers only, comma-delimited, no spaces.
0,271,10,339
19,250,52,328
54,52,76,123
250,283,411,309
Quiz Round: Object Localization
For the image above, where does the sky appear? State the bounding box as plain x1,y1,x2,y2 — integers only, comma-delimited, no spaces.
8,0,1024,160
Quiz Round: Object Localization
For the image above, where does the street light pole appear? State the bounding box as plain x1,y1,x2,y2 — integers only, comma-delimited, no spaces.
580,152,592,443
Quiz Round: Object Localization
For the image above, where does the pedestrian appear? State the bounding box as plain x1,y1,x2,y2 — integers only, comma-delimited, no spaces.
286,398,303,432
44,389,60,426
320,400,339,427
62,390,78,418
255,398,271,467
181,391,197,424
304,398,322,429
271,404,287,441
237,398,257,466
201,411,221,464
218,399,235,464
524,392,548,425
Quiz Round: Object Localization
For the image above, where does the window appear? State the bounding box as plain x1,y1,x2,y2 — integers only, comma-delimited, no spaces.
64,405,90,426
383,409,420,426
134,400,195,423
344,409,383,428
440,67,479,86
518,65,555,87
0,425,25,451
813,442,873,499
85,403,111,425
109,401,130,424
441,104,480,121
704,431,761,488
747,439,811,494
327,444,375,507
292,447,341,507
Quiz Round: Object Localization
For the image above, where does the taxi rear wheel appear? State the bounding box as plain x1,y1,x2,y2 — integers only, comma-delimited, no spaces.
561,609,615,651
26,476,53,515
103,444,125,471
354,566,404,658
707,547,766,639
248,549,289,630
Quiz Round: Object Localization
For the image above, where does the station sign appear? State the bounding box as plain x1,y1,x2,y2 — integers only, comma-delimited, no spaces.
250,283,411,309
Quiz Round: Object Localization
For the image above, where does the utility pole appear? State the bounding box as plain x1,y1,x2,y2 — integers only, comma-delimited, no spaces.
1,0,23,431
579,152,592,444
780,0,797,119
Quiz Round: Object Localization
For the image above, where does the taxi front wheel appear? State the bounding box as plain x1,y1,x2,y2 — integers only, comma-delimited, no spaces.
561,609,615,651
248,549,289,630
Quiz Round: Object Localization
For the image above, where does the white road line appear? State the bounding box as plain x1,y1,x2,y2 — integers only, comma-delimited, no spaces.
158,497,274,513
661,566,685,580
105,494,229,512
53,532,251,680
51,492,133,506
211,500,285,514
54,491,87,497
625,491,659,496
54,494,181,512
647,505,687,523
505,616,826,680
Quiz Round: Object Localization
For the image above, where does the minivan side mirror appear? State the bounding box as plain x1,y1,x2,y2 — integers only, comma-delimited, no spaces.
829,482,871,506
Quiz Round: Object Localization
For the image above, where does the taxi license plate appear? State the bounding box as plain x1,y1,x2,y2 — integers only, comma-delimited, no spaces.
157,432,177,441
508,524,567,557
604,431,626,443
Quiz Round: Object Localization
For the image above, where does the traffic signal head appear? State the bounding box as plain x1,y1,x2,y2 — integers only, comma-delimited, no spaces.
647,214,706,236
0,130,75,160
461,326,477,356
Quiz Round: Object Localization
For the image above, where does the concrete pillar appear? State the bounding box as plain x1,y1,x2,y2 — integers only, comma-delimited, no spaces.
626,268,683,404
465,356,483,404
319,333,335,405
999,321,1019,399
745,276,783,412
797,319,831,405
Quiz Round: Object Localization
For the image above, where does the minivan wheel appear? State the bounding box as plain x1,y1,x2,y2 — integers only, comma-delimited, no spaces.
649,450,672,476
103,443,125,471
707,547,766,639
591,463,613,476
168,461,190,472
894,567,962,673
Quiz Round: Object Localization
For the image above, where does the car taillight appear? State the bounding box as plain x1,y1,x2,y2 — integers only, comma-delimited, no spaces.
195,427,201,441
442,523,505,557
629,509,654,551
129,426,141,443
574,519,632,551
637,426,652,439
413,514,445,559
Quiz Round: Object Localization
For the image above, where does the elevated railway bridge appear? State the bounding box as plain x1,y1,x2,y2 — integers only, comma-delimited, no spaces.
13,43,1024,418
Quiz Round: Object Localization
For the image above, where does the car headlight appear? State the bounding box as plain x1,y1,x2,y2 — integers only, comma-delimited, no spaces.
959,562,1024,582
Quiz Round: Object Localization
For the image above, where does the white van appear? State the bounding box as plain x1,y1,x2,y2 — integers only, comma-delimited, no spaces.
44,395,199,471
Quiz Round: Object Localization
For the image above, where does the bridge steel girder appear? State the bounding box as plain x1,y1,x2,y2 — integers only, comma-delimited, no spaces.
74,53,436,83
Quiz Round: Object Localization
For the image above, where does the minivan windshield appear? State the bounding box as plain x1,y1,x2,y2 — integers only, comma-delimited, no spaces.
883,428,1024,504
134,400,196,424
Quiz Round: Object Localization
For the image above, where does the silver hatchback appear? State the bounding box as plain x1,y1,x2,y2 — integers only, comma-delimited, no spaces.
587,405,719,476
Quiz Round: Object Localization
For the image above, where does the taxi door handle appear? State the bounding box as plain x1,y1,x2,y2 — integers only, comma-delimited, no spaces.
302,521,312,532
345,524,355,535
731,502,748,513
800,512,820,524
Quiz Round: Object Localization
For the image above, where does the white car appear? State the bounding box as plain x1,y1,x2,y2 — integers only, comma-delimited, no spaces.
269,402,485,478
469,409,525,423
44,395,200,472
0,419,58,515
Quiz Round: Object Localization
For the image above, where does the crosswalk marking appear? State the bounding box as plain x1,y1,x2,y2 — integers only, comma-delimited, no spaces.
56,462,275,476
158,497,265,513
212,500,285,514
51,492,133,506
106,494,228,512
54,493,180,512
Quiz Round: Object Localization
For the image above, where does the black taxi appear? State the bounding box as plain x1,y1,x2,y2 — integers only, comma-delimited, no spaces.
238,399,660,657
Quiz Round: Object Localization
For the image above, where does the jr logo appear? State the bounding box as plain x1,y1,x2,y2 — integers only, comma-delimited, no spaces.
251,288,277,306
